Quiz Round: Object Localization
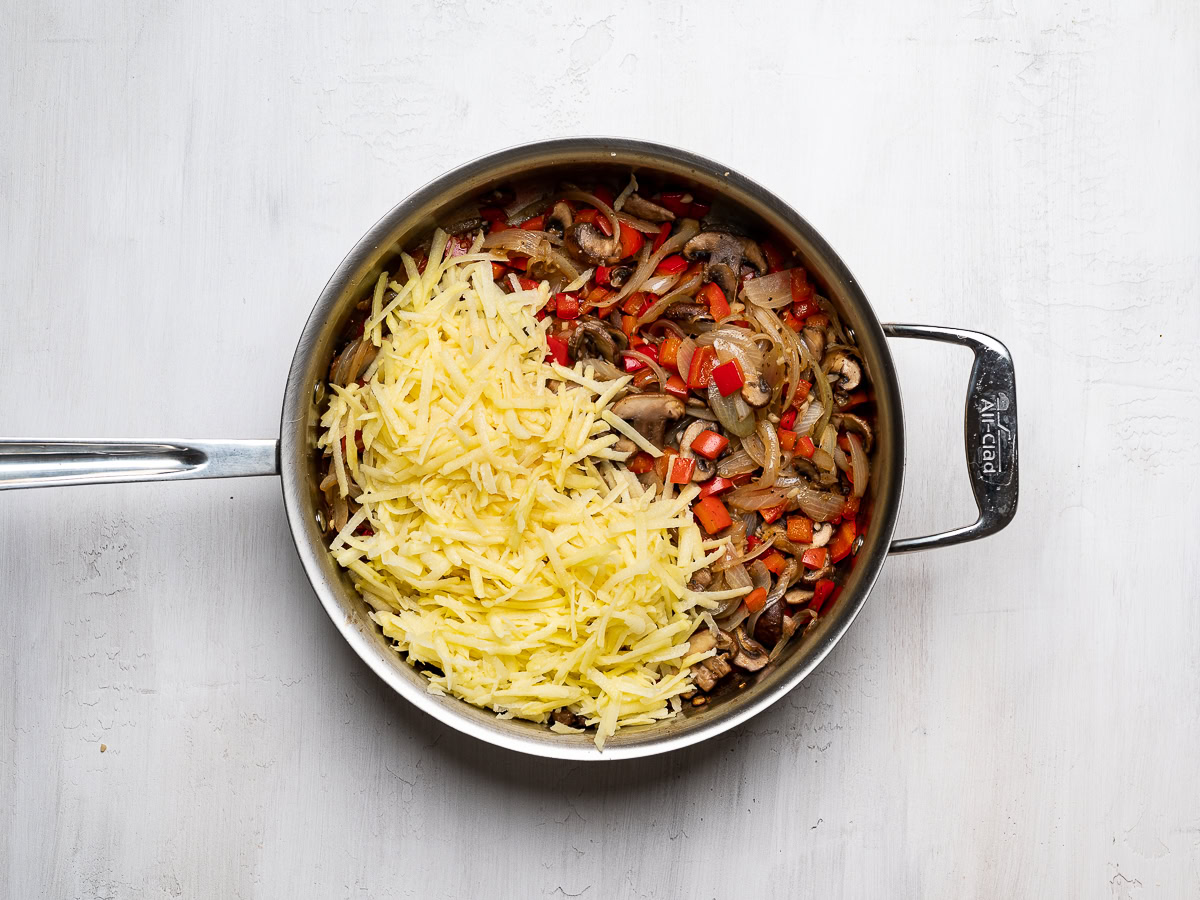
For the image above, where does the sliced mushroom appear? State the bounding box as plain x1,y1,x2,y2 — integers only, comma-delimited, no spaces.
691,654,732,692
682,231,768,300
730,626,770,672
809,522,833,549
715,628,736,652
823,350,862,391
444,216,485,236
545,201,573,238
621,193,676,223
688,629,717,656
687,566,714,592
753,601,785,647
741,372,772,408
607,265,634,288
663,302,715,325
800,561,835,584
678,419,717,481
551,708,586,729
569,317,627,364
564,221,623,266
802,326,826,361
609,392,685,453
833,412,873,451
784,588,815,605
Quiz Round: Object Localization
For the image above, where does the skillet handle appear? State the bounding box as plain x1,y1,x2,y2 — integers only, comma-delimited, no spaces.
883,325,1018,553
0,440,280,490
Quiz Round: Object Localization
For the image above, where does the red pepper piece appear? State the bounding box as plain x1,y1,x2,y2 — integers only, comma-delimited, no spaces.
801,547,829,570
697,475,734,498
669,456,696,485
780,409,797,431
787,516,814,543
828,519,857,563
761,550,787,576
651,222,671,253
744,587,768,613
693,496,733,534
690,429,729,460
712,359,745,397
545,334,571,367
810,579,836,612
687,347,718,390
626,451,655,475
618,226,644,259
698,282,730,319
761,502,787,524
655,254,687,275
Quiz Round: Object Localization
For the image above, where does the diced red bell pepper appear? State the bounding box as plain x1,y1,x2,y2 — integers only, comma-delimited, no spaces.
657,192,692,217
778,429,798,451
787,516,814,543
632,369,658,389
792,380,812,404
762,240,787,274
728,472,754,486
575,208,614,236
761,550,787,576
780,409,797,431
621,292,648,315
479,206,507,225
840,390,871,410
746,535,762,552
618,225,644,259
793,296,821,319
842,495,861,520
555,293,580,320
687,347,718,390
585,285,615,310
796,436,816,459
744,587,768,613
698,282,730,319
782,309,804,331
806,313,830,328
664,374,689,400
712,359,745,397
509,255,530,272
626,451,655,475
491,262,509,281
517,276,540,291
620,314,638,337
591,185,615,207
519,215,545,231
652,222,671,253
690,429,729,460
669,456,696,485
653,447,679,482
622,343,658,373
801,547,829,570
790,269,814,303
693,496,733,534
655,254,687,275
697,475,734,498
810,579,836,612
828,519,857,563
761,502,787,524
658,335,682,371
545,334,571,367
595,265,611,285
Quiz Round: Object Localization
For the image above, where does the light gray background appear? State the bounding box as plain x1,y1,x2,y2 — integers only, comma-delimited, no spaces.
3,2,1198,897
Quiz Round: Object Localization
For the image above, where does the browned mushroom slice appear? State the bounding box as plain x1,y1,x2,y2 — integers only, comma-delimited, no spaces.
620,193,676,223
564,222,623,265
691,655,733,692
754,600,785,647
444,216,486,236
741,371,772,408
833,412,873,451
730,626,770,672
607,265,634,288
823,349,862,391
678,419,717,481
569,317,627,364
609,392,685,453
551,708,587,729
663,302,715,325
687,566,714,591
682,232,769,300
802,326,826,361
800,561,835,584
545,201,573,238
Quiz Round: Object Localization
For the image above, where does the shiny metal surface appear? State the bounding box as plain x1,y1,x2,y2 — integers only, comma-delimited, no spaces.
279,138,911,760
0,439,279,490
884,325,1020,552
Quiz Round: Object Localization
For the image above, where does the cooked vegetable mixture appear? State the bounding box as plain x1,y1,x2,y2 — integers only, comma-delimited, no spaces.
318,174,873,744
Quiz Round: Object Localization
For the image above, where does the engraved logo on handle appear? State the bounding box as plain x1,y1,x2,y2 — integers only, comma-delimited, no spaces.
974,391,1014,486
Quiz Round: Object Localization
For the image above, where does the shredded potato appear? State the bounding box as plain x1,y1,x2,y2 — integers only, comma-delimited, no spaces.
318,230,738,748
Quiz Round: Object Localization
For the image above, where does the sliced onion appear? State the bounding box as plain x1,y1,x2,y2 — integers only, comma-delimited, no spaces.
684,400,719,422
741,433,766,466
641,271,682,296
546,248,582,281
613,174,638,212
812,448,835,471
713,533,777,571
791,483,846,521
612,219,701,304
635,273,703,326
644,319,687,341
748,560,772,593
676,337,696,385
752,305,802,408
725,484,791,510
742,270,795,308
847,432,869,498
621,349,668,389
756,419,781,488
717,603,750,631
616,211,660,233
766,559,800,606
717,450,757,477
796,399,824,436
578,358,625,381
724,561,752,591
769,609,817,661
481,228,552,255
708,382,756,437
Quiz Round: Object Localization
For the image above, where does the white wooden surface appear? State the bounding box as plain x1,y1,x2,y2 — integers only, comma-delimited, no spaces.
3,2,1198,896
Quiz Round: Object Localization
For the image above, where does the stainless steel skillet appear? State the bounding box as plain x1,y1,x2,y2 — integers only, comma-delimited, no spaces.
0,138,1018,760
